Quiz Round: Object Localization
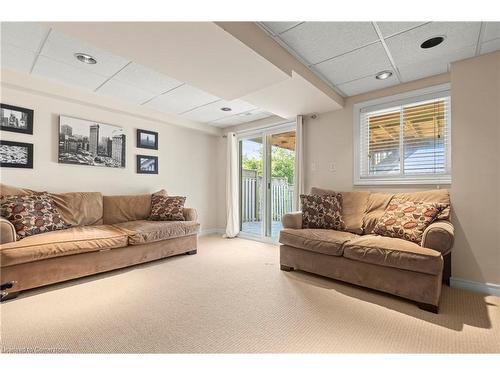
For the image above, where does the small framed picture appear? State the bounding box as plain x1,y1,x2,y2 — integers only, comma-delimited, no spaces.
137,154,158,174
137,129,158,150
1,103,34,134
0,140,34,169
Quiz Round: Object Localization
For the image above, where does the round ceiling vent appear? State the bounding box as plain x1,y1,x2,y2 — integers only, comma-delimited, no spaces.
420,36,445,49
75,53,97,64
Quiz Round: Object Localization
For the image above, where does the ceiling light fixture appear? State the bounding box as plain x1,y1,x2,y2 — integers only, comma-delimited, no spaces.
220,107,232,112
375,71,393,80
420,36,445,49
75,53,97,64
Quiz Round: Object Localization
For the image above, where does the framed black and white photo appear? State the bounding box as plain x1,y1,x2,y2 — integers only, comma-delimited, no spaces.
136,129,158,150
0,140,34,169
136,155,158,174
59,115,126,168
1,103,34,134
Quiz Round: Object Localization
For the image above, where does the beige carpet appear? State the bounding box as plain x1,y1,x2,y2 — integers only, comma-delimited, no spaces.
1,235,499,353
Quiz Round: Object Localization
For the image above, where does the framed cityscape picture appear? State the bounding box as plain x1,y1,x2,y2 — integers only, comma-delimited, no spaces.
0,140,34,168
59,115,126,168
137,129,158,150
1,103,34,134
136,154,158,174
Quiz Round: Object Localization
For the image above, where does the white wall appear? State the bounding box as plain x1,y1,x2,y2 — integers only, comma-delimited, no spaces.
0,74,222,231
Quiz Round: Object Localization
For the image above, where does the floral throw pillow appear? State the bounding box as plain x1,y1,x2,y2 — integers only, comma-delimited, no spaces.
373,199,442,244
149,195,186,221
1,193,71,240
301,194,345,230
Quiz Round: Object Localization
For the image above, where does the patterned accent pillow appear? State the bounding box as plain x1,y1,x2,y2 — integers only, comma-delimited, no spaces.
1,193,71,240
301,194,345,230
372,199,442,244
149,195,186,221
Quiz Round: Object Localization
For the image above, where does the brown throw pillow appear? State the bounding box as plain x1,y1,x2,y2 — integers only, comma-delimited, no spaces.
301,194,345,230
1,193,71,240
149,195,186,221
372,199,442,244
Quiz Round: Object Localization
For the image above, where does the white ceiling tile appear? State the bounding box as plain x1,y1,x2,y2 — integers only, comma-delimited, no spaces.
261,22,302,35
182,99,257,123
40,30,129,76
399,46,475,82
0,22,49,52
144,84,219,115
96,79,156,104
483,22,500,42
32,56,108,90
111,62,182,95
376,22,427,37
336,74,399,97
386,22,481,66
0,43,37,73
480,38,500,54
279,22,379,64
210,110,272,127
314,42,392,85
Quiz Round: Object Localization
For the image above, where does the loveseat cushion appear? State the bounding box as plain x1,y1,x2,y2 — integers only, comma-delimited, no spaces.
279,228,358,256
0,225,129,267
102,189,167,224
113,220,200,245
342,235,443,275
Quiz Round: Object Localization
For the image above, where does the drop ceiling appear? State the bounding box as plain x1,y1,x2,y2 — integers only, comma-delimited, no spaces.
259,21,500,96
0,22,276,128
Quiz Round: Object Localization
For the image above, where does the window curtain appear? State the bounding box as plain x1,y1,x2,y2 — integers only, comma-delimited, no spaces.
224,132,239,238
294,115,305,210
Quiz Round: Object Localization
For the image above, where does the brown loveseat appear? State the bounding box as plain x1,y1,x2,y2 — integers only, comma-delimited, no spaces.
0,184,200,296
279,187,454,313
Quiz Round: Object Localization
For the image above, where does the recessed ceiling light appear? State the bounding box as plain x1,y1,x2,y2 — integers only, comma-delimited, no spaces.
220,107,232,112
74,53,97,64
375,71,393,80
420,36,445,49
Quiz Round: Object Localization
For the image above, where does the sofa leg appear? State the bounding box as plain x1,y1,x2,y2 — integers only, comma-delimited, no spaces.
280,265,294,272
417,302,439,314
186,250,197,255
442,252,451,286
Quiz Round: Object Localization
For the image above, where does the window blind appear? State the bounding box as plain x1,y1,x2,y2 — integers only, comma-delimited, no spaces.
359,96,451,182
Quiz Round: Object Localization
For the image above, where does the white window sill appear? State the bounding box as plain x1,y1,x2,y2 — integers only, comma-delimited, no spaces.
354,177,452,186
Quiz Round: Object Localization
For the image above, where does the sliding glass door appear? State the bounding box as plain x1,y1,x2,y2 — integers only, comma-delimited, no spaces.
239,125,296,240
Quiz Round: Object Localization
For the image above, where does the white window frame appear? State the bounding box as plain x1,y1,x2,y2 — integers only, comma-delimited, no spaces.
353,83,452,186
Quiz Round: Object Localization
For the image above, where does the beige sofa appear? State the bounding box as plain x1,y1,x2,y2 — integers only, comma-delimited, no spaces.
0,184,200,296
279,187,454,313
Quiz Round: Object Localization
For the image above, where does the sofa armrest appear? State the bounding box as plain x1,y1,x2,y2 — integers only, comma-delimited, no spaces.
0,217,16,244
183,207,198,222
282,211,302,229
421,220,454,255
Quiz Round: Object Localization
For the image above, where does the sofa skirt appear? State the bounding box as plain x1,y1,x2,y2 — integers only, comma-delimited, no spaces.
280,244,442,306
1,235,198,293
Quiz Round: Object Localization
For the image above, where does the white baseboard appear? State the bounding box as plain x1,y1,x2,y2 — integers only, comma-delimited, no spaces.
199,228,224,236
450,277,500,296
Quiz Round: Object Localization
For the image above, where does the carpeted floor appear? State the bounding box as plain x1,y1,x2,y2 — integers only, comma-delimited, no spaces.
1,234,499,353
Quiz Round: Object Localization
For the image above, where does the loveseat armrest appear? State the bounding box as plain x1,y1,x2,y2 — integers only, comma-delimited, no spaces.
183,207,198,222
282,211,302,229
0,217,16,245
421,220,454,255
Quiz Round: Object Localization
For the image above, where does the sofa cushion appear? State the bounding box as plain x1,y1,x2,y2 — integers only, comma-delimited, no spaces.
0,183,103,227
372,199,442,244
310,187,369,235
102,189,167,224
301,194,345,230
363,189,451,234
149,195,186,221
0,225,129,266
279,228,358,256
113,220,200,245
342,235,443,275
1,193,71,240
